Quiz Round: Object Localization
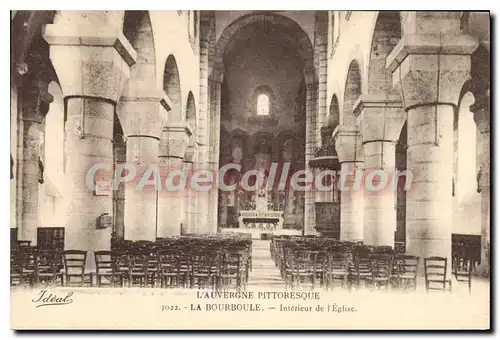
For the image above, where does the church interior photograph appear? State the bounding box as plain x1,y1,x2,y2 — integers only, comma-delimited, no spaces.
10,11,490,294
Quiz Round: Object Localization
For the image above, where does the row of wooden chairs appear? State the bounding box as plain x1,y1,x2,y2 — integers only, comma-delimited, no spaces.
270,236,473,293
109,234,252,290
11,234,253,291
97,249,250,291
11,248,93,287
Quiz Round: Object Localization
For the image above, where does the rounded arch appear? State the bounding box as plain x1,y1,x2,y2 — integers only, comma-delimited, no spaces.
471,45,490,89
314,10,329,47
39,80,66,227
45,81,65,166
343,60,362,126
453,85,481,234
327,94,340,129
163,54,182,122
122,11,156,97
367,11,402,95
186,91,197,146
212,12,315,85
186,91,196,127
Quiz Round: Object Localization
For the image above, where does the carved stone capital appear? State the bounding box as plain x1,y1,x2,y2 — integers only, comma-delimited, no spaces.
158,123,191,159
184,142,197,164
470,93,491,134
21,75,54,124
354,94,407,143
43,23,137,102
387,33,479,108
333,125,363,164
117,91,168,139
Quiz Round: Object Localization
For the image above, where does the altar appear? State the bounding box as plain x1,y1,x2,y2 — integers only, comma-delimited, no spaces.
238,210,284,230
230,187,292,239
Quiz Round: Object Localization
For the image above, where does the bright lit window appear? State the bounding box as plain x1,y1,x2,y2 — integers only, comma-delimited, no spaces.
257,94,270,116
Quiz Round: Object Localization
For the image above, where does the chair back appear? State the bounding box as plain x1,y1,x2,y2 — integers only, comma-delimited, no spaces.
424,256,448,280
129,253,149,275
63,250,87,275
452,256,473,280
94,251,113,274
36,247,62,274
394,254,419,279
370,254,393,280
355,253,372,278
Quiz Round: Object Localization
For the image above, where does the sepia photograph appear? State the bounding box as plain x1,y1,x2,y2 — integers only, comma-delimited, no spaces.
9,9,491,330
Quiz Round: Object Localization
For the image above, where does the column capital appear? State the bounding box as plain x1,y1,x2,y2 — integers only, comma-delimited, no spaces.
470,92,491,134
196,143,210,166
117,91,169,139
21,75,54,124
184,142,198,164
210,66,225,84
159,122,191,159
43,23,137,102
387,33,479,109
354,94,407,144
333,125,363,164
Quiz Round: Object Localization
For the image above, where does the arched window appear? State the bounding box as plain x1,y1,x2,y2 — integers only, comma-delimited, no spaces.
257,94,270,116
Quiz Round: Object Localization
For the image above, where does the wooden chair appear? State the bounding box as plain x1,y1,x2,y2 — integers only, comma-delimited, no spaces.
63,250,93,287
190,251,219,290
220,252,245,291
95,251,122,287
11,246,36,287
157,250,181,288
393,254,419,291
128,253,150,288
367,254,393,290
452,256,473,294
10,249,28,287
311,251,328,289
112,250,130,287
35,248,64,287
288,249,315,290
424,256,452,293
352,254,372,289
325,251,349,290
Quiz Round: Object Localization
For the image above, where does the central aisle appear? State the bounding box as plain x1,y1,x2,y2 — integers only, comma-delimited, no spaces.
247,240,285,289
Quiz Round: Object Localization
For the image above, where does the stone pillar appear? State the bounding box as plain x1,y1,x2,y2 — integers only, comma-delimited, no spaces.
355,95,406,246
113,139,126,239
304,81,317,235
198,40,210,149
157,123,189,237
334,126,364,241
206,79,221,234
197,34,212,234
183,142,196,234
43,19,136,261
195,144,210,234
471,95,490,276
117,96,163,241
124,136,159,240
219,191,228,228
315,33,328,146
387,26,477,267
20,78,53,243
